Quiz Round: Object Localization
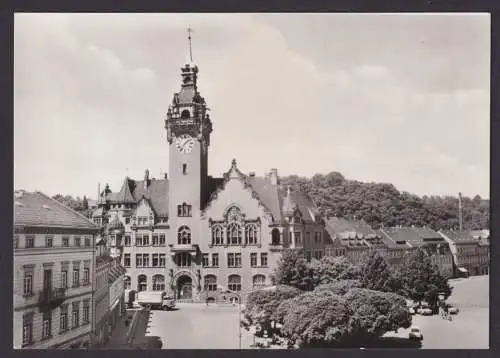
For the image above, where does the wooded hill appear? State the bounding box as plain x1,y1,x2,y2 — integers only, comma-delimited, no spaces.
280,172,489,230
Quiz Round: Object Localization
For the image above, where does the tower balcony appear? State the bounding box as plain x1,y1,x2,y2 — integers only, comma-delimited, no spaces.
38,288,66,312
169,243,198,253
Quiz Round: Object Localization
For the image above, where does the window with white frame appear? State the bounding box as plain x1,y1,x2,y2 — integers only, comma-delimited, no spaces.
252,274,266,289
228,275,241,292
227,223,242,245
22,314,33,346
123,253,131,267
250,253,258,267
152,275,165,291
211,253,219,267
202,253,209,267
159,234,166,246
212,225,224,245
178,226,191,244
124,276,131,290
72,302,80,328
59,305,68,333
260,253,268,267
83,300,90,324
245,224,258,245
204,275,217,291
23,270,33,297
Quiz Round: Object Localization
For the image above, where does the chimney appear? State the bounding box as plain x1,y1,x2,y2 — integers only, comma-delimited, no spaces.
458,192,463,231
144,169,150,190
164,173,168,179
249,172,255,178
269,168,278,185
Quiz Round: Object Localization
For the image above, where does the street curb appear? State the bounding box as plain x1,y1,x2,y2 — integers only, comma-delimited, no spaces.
126,309,143,345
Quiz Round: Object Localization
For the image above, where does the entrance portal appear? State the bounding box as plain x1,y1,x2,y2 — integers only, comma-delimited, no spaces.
177,275,193,300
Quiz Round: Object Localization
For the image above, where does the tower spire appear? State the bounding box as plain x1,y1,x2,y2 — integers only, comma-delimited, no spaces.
187,26,194,62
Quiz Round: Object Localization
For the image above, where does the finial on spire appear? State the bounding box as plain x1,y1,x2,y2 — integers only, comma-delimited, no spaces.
187,26,194,62
231,158,237,168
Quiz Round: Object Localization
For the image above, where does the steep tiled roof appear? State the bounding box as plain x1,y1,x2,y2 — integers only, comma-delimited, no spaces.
247,176,283,222
439,230,479,244
377,229,411,249
325,217,377,238
14,190,97,230
381,227,424,247
132,179,169,217
381,227,445,247
116,177,136,203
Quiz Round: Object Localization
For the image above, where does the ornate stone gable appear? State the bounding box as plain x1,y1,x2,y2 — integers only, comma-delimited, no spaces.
202,159,274,221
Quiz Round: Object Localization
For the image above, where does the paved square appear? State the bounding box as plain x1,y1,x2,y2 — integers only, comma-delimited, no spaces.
143,275,489,349
145,303,254,349
384,275,489,349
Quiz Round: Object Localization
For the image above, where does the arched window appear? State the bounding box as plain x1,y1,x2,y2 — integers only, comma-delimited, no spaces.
137,275,147,292
178,226,191,244
226,205,243,222
152,274,165,291
228,274,242,292
212,225,224,245
245,224,258,245
204,275,217,292
124,276,131,290
181,109,190,119
271,228,281,245
252,274,266,289
227,223,242,245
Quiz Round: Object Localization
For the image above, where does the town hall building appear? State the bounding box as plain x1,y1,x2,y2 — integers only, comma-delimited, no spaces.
92,57,329,302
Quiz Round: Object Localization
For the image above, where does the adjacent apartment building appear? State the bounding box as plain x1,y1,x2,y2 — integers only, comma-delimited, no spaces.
13,191,98,349
91,229,126,347
439,229,490,277
92,59,330,302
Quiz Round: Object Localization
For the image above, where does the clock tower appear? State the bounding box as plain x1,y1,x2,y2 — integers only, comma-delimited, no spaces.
165,61,213,217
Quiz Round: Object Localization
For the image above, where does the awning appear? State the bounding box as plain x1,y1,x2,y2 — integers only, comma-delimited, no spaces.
458,267,468,273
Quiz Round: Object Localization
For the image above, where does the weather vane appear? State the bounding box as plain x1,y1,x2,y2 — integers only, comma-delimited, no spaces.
187,26,193,62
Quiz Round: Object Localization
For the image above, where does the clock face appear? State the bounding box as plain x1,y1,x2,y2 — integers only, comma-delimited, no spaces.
175,134,195,154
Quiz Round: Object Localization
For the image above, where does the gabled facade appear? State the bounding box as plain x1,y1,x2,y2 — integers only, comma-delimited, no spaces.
93,60,327,302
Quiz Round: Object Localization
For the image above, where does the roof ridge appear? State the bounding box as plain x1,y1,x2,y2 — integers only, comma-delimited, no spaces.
35,191,98,228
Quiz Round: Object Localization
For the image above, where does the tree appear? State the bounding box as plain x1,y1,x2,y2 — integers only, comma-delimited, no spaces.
309,256,360,287
398,248,452,308
357,250,404,294
343,288,412,344
280,290,352,347
271,249,312,291
242,285,301,338
279,288,412,348
314,279,362,296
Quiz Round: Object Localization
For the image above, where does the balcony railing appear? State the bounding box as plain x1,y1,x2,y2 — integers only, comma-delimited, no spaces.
269,244,283,252
38,288,66,311
169,243,198,252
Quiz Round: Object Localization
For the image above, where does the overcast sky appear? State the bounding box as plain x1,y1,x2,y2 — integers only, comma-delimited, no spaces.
14,13,490,200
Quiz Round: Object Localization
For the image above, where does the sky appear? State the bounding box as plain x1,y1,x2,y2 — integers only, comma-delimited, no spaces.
14,13,490,200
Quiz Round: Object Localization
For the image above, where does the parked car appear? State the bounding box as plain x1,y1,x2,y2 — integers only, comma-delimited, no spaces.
418,307,433,316
447,305,459,314
409,326,423,340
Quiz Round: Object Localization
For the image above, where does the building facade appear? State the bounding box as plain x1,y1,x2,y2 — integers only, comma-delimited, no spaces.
92,61,328,302
439,230,490,277
13,191,98,349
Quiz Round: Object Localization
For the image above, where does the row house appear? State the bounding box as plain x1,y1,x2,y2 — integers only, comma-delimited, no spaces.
13,191,98,349
91,224,126,348
439,230,490,277
378,226,454,277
